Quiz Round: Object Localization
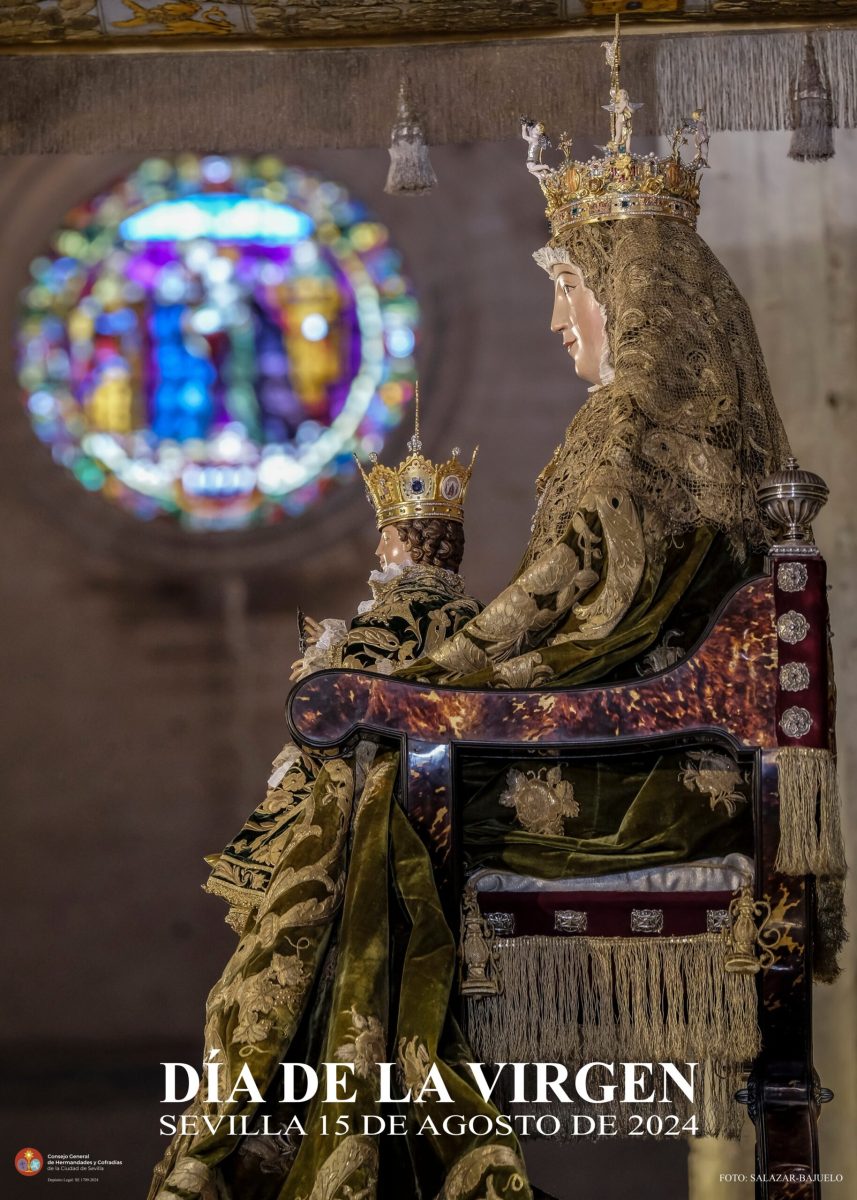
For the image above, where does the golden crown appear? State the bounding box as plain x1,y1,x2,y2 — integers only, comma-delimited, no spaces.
356,385,477,529
523,16,707,239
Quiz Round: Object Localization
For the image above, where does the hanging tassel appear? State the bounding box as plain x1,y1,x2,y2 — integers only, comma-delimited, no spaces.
654,31,857,137
789,34,835,162
384,81,437,196
776,747,846,877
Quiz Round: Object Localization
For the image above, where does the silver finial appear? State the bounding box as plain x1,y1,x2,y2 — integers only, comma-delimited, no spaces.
757,456,829,547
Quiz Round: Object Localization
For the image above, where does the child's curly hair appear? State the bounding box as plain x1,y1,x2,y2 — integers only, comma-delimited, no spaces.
395,518,465,573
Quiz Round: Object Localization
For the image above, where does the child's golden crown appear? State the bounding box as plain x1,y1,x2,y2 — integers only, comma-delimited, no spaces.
523,16,707,240
356,384,477,529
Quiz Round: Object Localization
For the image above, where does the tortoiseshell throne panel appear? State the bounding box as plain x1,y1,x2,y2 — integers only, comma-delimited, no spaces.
288,565,832,1199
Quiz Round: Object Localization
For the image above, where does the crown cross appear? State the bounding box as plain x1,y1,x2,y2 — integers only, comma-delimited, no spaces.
407,381,423,454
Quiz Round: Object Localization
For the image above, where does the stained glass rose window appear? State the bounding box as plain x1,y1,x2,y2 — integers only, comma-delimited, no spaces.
18,155,419,530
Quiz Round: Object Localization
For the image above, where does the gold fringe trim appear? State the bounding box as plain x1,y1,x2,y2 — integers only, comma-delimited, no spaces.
464,933,759,1139
202,875,263,935
202,874,262,908
776,747,846,878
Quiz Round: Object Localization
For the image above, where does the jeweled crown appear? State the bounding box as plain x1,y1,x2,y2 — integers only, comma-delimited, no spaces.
522,16,708,239
356,384,477,529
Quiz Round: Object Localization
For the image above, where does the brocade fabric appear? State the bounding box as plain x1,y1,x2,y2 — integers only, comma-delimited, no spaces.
204,563,480,923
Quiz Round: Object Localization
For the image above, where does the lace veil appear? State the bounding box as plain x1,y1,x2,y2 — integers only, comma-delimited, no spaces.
530,218,790,565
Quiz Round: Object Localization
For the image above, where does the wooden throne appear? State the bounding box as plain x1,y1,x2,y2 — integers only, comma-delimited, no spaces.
288,506,836,1200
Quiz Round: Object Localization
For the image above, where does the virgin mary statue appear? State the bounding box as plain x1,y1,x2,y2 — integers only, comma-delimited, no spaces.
150,31,795,1200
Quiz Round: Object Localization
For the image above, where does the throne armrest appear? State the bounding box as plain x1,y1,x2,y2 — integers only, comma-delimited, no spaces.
287,575,779,754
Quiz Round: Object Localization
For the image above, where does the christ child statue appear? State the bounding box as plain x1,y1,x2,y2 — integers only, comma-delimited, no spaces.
204,413,480,931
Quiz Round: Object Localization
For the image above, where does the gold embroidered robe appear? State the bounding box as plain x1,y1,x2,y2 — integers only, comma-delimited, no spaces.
204,563,481,931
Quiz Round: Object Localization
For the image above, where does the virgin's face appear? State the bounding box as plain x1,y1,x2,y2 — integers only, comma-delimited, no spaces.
549,262,608,386
375,525,412,570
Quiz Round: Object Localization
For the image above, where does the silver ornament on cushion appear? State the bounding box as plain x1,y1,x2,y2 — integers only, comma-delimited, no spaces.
554,909,587,934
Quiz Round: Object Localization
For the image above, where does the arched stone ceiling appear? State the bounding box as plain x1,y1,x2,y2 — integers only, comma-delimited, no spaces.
1,1,856,50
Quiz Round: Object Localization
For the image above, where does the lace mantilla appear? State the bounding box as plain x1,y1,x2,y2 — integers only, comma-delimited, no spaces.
529,219,790,564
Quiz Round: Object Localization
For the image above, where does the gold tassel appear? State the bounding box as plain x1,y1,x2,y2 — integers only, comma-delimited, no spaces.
465,933,759,1139
776,747,846,878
